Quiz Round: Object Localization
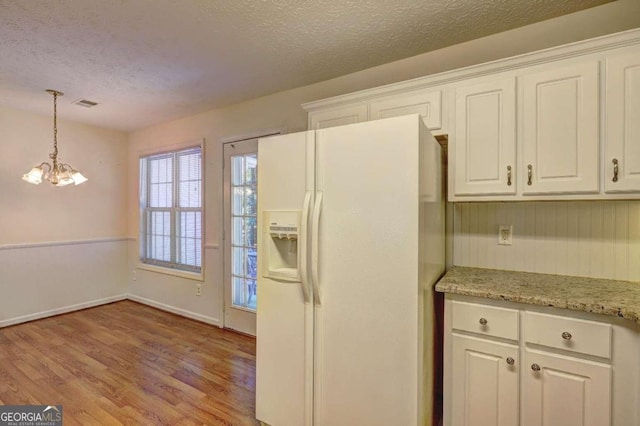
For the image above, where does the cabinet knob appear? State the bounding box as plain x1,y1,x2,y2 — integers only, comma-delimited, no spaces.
562,331,572,340
479,317,488,326
506,357,515,366
612,158,619,183
507,166,512,186
527,164,533,186
531,363,541,372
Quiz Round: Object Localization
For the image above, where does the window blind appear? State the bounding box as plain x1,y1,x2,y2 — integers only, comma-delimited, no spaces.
140,146,202,272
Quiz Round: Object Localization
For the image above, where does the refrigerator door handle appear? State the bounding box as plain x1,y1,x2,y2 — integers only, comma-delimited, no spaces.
311,191,323,306
299,191,312,304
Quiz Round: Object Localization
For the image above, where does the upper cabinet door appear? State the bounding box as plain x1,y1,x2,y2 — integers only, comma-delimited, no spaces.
369,89,442,132
522,62,599,195
605,52,640,193
453,78,517,196
309,104,368,130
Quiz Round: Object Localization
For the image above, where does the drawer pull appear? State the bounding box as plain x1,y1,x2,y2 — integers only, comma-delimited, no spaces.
527,164,533,186
531,363,541,372
562,331,572,340
479,318,488,326
506,357,515,366
612,158,619,182
507,166,512,186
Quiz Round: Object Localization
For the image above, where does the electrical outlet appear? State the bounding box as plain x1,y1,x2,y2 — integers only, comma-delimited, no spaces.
196,283,202,296
498,225,513,246
131,270,137,281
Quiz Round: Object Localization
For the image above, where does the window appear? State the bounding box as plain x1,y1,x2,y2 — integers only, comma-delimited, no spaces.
139,146,202,273
230,152,258,310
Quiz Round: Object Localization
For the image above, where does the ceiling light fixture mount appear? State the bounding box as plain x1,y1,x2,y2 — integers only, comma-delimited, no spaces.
22,89,88,186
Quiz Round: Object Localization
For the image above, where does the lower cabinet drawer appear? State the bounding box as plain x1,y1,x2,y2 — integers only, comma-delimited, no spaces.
524,312,612,359
452,300,519,340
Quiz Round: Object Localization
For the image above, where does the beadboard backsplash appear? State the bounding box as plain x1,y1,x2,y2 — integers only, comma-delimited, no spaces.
453,201,640,282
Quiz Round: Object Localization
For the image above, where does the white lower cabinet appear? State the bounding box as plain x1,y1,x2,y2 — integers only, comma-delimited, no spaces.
451,334,519,426
444,296,639,426
522,349,611,426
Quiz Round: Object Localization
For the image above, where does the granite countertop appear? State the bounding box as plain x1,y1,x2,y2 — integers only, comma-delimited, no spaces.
435,267,640,324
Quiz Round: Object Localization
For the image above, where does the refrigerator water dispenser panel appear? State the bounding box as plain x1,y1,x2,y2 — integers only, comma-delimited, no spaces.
263,210,301,282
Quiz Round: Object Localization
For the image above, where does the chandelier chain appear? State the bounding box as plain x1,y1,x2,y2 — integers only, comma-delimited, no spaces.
53,91,58,158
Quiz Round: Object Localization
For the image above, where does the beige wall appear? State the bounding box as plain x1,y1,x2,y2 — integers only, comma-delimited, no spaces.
0,107,128,244
127,1,640,325
0,106,128,325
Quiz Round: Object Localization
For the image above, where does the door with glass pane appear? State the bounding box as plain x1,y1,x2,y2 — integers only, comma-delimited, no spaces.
223,139,258,335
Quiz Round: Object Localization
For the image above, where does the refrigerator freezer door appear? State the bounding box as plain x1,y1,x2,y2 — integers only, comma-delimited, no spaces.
256,131,315,426
313,115,425,426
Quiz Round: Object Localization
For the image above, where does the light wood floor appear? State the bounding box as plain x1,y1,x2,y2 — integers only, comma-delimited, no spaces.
0,300,258,425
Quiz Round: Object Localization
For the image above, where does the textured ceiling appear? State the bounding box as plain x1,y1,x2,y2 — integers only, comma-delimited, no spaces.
0,0,611,131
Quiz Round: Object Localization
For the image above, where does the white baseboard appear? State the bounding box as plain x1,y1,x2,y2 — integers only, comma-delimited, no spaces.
126,294,223,328
0,294,127,328
0,293,223,329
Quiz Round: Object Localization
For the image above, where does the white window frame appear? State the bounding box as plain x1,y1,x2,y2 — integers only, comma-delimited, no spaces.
138,142,204,278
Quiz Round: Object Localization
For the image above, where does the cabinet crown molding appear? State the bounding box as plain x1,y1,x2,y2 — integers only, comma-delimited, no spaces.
302,28,640,112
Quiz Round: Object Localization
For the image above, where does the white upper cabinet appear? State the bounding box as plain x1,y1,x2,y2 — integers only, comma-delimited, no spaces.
453,78,516,196
452,63,601,199
307,89,444,133
521,61,600,195
369,89,442,131
605,52,640,193
309,104,368,130
303,30,640,201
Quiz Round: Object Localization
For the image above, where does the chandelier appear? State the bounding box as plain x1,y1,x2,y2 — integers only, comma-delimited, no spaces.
22,90,88,186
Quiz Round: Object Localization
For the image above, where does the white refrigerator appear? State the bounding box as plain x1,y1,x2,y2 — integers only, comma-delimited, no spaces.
256,114,444,426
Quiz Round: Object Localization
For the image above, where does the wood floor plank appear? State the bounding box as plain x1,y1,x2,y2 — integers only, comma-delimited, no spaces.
0,300,259,425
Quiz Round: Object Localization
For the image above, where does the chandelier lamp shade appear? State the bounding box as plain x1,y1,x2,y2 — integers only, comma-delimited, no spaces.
22,90,88,186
